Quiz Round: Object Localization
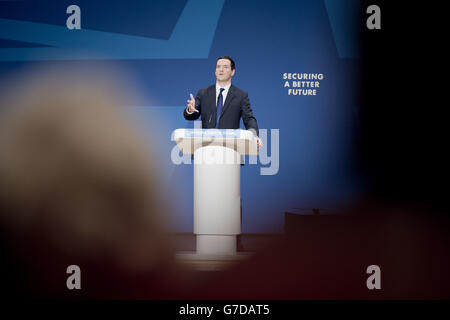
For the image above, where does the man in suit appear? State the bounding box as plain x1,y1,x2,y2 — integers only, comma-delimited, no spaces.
184,56,262,149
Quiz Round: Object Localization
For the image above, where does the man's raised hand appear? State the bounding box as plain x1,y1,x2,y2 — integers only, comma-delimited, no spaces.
187,93,198,113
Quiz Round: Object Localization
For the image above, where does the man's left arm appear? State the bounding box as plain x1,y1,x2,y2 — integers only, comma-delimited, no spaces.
240,92,262,149
240,93,259,137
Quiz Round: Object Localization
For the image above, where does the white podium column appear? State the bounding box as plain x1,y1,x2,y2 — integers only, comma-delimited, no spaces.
193,145,241,254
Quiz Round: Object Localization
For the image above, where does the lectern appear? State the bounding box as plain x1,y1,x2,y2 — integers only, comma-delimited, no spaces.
172,128,257,255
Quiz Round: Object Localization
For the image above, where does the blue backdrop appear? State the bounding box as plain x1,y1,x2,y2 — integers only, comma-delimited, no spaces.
0,0,364,233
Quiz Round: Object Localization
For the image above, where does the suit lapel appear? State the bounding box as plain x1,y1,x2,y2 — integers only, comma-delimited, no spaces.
206,85,216,123
207,85,216,107
220,85,235,119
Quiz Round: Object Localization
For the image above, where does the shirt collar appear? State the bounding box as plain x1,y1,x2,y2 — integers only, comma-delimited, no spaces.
216,82,231,92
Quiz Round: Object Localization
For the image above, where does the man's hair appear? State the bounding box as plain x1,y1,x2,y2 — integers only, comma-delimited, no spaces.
216,56,235,70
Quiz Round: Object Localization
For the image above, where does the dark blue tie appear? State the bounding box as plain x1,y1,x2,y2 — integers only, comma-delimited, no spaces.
215,88,225,128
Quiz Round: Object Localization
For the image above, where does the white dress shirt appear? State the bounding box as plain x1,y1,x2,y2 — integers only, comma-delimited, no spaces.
215,82,231,106
186,82,232,114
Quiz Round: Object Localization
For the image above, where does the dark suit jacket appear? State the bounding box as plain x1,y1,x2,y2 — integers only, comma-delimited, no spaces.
183,84,259,136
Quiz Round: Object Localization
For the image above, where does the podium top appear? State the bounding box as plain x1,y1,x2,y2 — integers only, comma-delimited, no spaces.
171,128,257,155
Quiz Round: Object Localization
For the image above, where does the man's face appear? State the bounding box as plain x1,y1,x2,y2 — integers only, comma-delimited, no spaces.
215,59,235,82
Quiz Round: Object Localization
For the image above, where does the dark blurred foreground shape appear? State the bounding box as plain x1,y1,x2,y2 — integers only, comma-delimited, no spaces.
0,66,202,299
187,204,450,299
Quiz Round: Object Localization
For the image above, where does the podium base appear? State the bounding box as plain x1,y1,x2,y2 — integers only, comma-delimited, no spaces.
196,235,236,255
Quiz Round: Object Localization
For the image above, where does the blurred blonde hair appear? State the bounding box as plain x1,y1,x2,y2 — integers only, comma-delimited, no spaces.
0,65,172,273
